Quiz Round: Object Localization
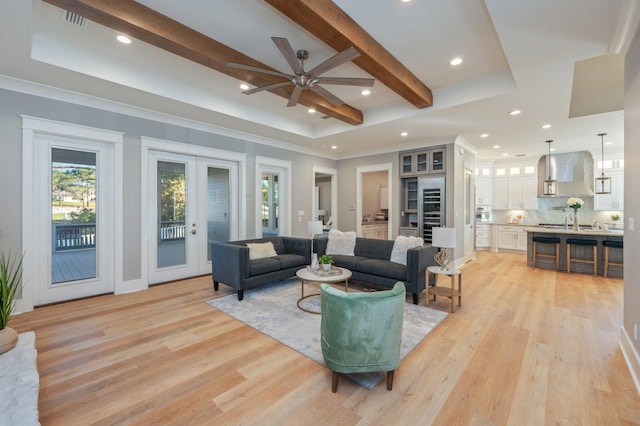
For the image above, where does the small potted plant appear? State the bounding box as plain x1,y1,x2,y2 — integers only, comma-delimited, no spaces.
318,254,333,272
0,251,23,355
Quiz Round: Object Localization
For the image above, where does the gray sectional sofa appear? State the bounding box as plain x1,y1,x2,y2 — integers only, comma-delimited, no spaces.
212,236,311,300
314,236,438,304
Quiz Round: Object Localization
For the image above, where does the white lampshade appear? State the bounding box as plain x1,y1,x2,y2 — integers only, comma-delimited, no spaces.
307,220,323,235
432,227,456,248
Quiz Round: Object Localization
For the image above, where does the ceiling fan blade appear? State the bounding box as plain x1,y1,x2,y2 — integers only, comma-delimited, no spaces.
287,85,303,107
227,61,291,78
307,47,360,77
315,77,375,87
243,81,291,95
272,37,304,75
310,85,345,106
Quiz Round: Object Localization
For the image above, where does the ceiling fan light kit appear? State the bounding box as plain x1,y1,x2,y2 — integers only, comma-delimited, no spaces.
227,37,374,108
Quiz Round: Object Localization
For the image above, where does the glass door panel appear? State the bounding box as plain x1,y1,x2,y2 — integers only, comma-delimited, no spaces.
206,166,230,262
157,161,187,268
51,148,97,284
262,173,279,237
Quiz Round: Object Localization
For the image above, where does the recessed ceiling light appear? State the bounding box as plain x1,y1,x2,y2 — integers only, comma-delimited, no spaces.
308,108,316,113
361,89,371,96
401,0,412,3
605,141,613,145
493,145,501,149
509,110,521,116
450,57,463,66
542,124,552,129
331,145,337,150
239,83,250,90
116,35,131,44
502,153,509,157
401,132,408,137
480,133,489,138
550,147,556,152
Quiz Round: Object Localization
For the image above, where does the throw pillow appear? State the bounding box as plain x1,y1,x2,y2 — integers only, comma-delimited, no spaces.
246,242,277,260
390,235,424,265
326,229,357,256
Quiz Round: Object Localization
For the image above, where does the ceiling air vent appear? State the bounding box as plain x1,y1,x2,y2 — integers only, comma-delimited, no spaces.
321,115,331,120
63,10,87,27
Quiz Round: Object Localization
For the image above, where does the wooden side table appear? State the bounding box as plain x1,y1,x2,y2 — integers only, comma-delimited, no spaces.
427,265,462,313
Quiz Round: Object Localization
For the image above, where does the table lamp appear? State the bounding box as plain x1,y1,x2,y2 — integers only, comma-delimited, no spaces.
432,227,456,270
307,220,323,269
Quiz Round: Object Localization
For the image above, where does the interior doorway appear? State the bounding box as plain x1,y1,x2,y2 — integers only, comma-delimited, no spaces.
356,164,393,238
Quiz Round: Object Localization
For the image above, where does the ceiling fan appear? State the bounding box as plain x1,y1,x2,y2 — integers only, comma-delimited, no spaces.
227,37,375,107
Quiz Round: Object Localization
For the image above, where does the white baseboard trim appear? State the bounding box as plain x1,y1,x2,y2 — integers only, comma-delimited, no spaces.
115,278,148,295
620,325,640,396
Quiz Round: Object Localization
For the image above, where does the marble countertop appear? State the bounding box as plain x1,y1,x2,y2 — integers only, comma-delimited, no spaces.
523,226,624,237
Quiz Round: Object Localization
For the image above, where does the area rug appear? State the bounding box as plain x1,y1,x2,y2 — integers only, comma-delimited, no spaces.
207,278,447,390
0,332,40,425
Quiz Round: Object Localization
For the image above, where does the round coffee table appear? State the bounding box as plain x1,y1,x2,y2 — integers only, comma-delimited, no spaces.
295,266,352,314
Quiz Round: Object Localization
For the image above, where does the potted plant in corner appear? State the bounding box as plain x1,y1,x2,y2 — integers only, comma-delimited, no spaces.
0,251,23,354
318,254,333,272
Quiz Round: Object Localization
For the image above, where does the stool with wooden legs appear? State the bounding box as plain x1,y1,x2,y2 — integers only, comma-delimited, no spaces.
532,236,561,270
603,240,623,277
566,238,598,276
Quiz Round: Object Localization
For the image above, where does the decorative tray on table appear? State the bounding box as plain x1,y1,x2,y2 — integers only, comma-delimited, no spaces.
306,265,342,277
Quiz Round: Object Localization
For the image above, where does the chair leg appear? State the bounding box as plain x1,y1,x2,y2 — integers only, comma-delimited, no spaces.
387,370,395,391
566,244,571,273
331,371,339,393
213,280,219,291
533,241,537,269
593,246,598,276
604,246,609,278
555,243,560,271
237,290,244,301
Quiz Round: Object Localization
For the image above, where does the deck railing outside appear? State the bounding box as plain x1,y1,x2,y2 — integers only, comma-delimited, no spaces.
160,221,186,241
53,223,96,251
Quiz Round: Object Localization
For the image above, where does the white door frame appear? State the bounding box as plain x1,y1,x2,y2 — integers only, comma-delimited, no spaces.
356,163,393,238
255,156,291,237
20,116,123,311
141,137,245,286
312,165,338,230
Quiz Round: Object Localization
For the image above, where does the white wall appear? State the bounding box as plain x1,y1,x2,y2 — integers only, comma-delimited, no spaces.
623,27,640,389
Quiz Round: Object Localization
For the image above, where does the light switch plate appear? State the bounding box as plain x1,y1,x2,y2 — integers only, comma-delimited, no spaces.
629,217,635,232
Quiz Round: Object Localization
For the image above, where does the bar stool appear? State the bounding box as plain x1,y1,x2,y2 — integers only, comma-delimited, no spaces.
532,236,560,270
566,238,598,276
603,240,623,277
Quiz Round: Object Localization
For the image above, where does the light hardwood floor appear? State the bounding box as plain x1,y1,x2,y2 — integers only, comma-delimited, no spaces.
11,251,640,425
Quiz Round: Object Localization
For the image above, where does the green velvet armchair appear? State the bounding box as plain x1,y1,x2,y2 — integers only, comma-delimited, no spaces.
320,281,405,392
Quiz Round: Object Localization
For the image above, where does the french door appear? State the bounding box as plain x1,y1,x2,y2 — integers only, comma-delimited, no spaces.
31,135,115,305
147,151,236,284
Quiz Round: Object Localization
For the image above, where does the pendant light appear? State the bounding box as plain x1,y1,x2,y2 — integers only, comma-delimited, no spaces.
595,132,611,194
543,140,556,196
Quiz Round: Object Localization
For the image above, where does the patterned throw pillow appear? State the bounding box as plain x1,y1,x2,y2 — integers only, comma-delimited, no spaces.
326,229,357,256
390,235,424,265
246,242,277,260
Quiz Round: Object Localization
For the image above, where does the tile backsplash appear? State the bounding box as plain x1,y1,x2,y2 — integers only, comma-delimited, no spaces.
491,197,623,228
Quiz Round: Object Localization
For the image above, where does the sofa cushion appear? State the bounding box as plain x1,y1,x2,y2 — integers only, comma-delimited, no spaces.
276,253,307,269
390,235,424,265
354,238,395,260
357,259,407,281
249,257,281,276
247,242,277,260
331,255,369,271
326,230,356,256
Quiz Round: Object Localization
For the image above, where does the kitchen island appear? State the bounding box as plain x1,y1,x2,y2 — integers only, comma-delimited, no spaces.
524,226,623,277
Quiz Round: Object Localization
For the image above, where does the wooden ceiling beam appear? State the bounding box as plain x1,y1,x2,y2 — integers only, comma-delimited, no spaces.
264,0,433,109
42,0,364,125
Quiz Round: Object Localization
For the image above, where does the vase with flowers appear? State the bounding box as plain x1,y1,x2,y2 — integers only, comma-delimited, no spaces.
567,197,584,231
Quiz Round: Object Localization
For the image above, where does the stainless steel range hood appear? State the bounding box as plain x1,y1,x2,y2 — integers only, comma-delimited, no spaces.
538,151,594,197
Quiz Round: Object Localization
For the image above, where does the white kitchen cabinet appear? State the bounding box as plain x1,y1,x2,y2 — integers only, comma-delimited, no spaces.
594,169,624,211
492,176,537,210
492,178,509,210
475,223,492,249
508,176,538,210
476,176,492,206
496,225,527,252
362,223,388,239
